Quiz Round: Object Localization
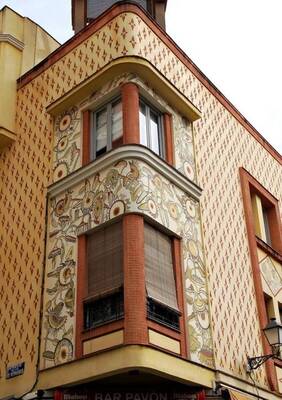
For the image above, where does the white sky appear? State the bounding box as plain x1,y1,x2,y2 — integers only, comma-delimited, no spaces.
1,0,281,155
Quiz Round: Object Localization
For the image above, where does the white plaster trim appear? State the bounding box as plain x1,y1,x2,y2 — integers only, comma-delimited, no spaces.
0,33,24,50
48,145,202,201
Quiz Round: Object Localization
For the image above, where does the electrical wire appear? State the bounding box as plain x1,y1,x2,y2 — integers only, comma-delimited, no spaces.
248,371,261,400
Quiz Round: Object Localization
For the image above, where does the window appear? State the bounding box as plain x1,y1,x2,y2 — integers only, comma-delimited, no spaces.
84,221,124,329
264,293,275,321
241,167,282,254
144,223,180,330
139,100,164,157
262,206,272,246
251,192,281,249
91,98,122,159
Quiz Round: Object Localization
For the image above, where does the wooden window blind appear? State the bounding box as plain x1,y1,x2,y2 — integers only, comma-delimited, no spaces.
144,223,179,311
87,222,123,298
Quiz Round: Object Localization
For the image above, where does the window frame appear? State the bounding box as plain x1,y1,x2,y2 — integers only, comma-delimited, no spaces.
83,220,124,330
249,187,282,255
240,167,282,390
139,98,165,158
90,96,122,160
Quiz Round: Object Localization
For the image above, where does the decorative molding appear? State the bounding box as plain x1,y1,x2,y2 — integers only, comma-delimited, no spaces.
46,57,202,122
47,145,202,201
0,33,24,50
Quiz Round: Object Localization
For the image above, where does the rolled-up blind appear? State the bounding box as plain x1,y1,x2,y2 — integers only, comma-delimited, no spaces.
144,223,179,311
87,221,123,297
87,0,147,20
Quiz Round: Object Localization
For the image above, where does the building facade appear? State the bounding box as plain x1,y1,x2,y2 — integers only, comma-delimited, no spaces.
0,1,281,400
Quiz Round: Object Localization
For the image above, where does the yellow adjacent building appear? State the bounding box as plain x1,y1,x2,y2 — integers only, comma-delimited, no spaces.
0,2,281,400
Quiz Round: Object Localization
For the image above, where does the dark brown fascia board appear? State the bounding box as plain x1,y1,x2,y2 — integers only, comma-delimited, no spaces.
16,1,282,164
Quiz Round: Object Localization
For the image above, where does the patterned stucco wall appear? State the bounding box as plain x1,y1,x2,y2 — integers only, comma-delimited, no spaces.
42,158,212,368
0,87,53,392
2,7,280,393
193,91,282,386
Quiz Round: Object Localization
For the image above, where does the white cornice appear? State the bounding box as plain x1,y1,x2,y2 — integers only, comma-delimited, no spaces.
48,145,202,201
0,33,24,50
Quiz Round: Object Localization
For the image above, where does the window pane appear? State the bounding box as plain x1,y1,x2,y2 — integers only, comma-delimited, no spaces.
112,101,122,141
96,107,107,153
139,103,148,146
84,291,124,329
150,110,160,155
263,208,272,246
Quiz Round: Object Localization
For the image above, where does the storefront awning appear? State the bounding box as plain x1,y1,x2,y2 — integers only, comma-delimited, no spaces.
225,388,257,400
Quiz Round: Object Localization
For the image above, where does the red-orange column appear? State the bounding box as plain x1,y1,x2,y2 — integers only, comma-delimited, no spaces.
172,238,188,358
82,110,90,165
163,113,174,166
123,214,148,344
75,235,87,358
122,83,140,145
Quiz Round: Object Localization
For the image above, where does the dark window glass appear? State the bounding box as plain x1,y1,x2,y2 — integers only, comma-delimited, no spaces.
147,298,180,330
262,207,272,246
84,291,124,329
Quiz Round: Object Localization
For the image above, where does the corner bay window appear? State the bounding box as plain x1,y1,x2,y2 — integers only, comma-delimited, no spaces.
84,221,124,329
144,223,180,330
83,219,180,332
87,87,171,164
91,98,122,159
139,100,164,157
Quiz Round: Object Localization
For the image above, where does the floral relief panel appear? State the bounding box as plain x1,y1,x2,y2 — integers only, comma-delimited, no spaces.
52,73,197,185
260,257,282,297
41,159,213,368
53,107,81,182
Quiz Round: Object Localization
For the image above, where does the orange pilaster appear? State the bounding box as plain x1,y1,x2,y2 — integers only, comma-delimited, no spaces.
123,214,148,344
122,83,140,145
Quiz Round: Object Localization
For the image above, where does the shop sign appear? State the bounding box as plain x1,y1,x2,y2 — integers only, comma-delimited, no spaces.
6,362,25,379
62,392,195,400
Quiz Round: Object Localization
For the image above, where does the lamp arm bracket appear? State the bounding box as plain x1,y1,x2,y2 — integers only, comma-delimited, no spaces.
247,354,273,371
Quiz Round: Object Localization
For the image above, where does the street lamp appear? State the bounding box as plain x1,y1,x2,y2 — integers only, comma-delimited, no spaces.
247,318,282,371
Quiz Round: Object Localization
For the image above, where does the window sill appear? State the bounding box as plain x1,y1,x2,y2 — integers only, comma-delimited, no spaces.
256,236,282,263
81,318,124,341
147,319,181,339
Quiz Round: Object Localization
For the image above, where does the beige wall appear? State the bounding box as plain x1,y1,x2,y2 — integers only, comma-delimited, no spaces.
0,6,58,148
0,6,58,398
